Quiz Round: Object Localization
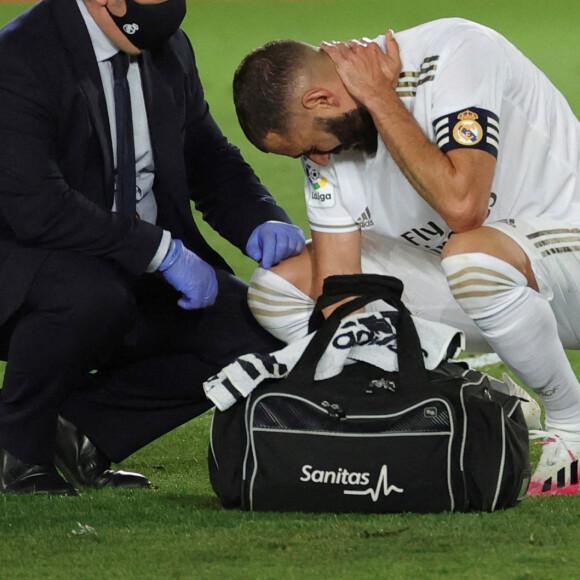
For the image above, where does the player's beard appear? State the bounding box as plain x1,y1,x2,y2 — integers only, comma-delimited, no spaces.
316,106,378,156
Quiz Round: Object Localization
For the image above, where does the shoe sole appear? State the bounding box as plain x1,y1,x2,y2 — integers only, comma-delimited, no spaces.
528,481,580,496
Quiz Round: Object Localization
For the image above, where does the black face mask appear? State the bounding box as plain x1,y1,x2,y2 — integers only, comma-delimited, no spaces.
107,0,186,51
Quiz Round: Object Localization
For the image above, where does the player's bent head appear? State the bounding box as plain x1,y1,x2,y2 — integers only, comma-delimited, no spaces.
234,40,313,152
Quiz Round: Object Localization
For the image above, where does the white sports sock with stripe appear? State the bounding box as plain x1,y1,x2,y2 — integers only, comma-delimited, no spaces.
442,252,580,432
247,268,314,344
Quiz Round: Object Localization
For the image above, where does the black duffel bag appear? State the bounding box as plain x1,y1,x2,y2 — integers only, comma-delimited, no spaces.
208,274,531,513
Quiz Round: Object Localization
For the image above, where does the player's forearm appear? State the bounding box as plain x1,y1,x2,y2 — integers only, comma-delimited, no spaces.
311,230,363,318
367,90,490,232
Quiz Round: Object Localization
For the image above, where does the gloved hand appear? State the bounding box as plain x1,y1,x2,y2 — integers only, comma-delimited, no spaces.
245,221,305,269
159,239,218,310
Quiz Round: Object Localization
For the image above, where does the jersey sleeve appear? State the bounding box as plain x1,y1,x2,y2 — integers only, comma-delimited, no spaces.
430,23,507,158
302,158,360,233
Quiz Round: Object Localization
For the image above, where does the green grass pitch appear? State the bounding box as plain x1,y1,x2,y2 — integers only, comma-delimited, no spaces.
1,1,580,578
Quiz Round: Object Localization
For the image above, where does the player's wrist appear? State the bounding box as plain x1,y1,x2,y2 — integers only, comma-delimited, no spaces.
364,84,399,113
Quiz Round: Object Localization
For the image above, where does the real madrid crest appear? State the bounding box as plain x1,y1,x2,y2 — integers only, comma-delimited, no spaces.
452,110,483,146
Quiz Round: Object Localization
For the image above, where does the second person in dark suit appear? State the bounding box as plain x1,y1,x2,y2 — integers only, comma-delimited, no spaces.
0,0,305,495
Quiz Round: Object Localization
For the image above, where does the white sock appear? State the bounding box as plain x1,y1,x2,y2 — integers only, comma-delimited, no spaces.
442,252,580,432
248,268,314,344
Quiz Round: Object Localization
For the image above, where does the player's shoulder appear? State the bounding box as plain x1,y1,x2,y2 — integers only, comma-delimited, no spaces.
401,17,493,36
397,18,502,55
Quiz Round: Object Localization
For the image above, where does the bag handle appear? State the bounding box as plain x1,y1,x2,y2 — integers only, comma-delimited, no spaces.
308,273,405,331
287,274,429,389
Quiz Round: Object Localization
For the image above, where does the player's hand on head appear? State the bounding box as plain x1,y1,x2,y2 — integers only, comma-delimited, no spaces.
320,29,401,103
384,29,402,88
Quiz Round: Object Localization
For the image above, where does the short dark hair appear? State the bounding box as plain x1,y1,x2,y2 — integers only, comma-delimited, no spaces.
233,40,310,152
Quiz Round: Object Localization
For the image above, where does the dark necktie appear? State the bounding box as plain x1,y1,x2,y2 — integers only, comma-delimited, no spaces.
110,51,137,217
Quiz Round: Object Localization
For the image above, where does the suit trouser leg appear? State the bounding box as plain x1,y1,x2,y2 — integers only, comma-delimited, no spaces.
60,270,285,463
0,251,137,464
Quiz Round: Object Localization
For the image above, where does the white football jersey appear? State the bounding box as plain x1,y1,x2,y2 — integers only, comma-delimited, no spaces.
303,18,580,257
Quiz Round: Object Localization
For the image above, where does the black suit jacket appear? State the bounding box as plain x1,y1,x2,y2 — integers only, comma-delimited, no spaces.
0,0,292,324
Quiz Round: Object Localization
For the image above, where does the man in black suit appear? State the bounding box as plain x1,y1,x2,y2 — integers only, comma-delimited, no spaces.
0,0,305,495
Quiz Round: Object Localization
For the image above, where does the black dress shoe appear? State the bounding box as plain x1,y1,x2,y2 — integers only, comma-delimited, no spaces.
54,417,152,489
0,448,79,495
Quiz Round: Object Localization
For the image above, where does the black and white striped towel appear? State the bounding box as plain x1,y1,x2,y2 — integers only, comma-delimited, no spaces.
203,308,464,411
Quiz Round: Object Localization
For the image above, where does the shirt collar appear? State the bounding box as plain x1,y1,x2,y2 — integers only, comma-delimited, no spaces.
76,0,119,62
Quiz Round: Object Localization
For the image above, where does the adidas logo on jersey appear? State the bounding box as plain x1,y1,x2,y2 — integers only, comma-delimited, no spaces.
356,207,374,229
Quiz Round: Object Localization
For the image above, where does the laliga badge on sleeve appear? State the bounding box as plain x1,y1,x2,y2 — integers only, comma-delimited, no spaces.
452,110,483,146
305,163,336,208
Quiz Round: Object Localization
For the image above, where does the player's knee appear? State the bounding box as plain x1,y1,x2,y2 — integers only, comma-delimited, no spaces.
443,227,538,290
441,229,485,259
269,241,314,295
441,252,528,319
65,271,137,336
248,267,314,344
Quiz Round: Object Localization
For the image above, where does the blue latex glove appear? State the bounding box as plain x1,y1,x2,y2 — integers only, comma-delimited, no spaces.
245,221,305,269
159,240,218,310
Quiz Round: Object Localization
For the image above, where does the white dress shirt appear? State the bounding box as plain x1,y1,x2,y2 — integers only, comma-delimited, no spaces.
77,0,170,270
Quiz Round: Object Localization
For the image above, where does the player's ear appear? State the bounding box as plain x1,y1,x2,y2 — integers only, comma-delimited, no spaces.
302,88,339,111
